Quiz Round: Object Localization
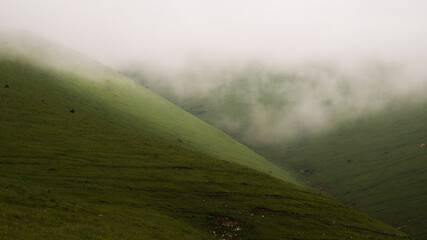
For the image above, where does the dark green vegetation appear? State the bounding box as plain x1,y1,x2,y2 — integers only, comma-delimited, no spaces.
127,65,427,238
0,37,409,239
277,100,427,238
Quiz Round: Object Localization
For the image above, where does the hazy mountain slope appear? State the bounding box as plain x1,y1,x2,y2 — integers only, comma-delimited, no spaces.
0,38,410,239
277,100,427,238
0,31,291,182
125,66,427,238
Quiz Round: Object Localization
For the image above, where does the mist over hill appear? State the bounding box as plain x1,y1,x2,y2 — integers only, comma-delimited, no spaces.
2,0,427,238
1,29,414,239
120,55,427,239
122,58,427,144
3,0,427,139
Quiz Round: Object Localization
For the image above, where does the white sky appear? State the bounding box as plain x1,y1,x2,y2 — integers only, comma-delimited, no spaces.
1,0,427,67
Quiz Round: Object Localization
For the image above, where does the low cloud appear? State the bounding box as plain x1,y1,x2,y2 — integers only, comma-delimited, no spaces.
123,58,427,143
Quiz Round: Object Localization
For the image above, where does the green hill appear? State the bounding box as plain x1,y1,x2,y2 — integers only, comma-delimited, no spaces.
0,31,410,239
0,31,291,183
125,64,427,238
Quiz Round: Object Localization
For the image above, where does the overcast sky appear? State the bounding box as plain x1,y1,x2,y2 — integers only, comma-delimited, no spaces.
1,0,427,67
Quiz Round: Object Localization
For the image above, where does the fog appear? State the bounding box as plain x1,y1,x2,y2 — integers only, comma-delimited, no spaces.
2,0,427,66
124,58,427,143
2,0,427,141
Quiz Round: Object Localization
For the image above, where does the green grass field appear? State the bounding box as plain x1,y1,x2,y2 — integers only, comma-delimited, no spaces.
0,33,411,239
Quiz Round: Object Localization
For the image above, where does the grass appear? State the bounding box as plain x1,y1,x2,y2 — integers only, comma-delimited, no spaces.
0,36,410,239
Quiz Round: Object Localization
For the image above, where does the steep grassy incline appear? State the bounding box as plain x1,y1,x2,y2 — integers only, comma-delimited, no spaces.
276,100,427,238
0,31,290,182
125,67,427,238
0,47,409,238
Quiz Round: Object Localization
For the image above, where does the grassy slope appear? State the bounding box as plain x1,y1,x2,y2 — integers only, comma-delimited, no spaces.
0,32,291,183
274,100,427,238
128,68,427,238
158,93,427,238
0,45,409,239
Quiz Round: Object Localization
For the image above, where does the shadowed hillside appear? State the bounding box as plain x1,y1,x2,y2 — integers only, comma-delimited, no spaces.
277,100,427,238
